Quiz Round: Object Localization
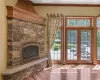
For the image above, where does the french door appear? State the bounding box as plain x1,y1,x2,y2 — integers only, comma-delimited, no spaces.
50,16,94,64
65,28,93,63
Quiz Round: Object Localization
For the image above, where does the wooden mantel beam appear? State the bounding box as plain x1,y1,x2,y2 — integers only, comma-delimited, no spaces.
6,0,45,25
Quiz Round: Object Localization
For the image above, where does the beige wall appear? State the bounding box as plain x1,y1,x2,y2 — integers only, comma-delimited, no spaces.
6,0,18,6
0,0,7,80
34,6,100,17
0,0,18,79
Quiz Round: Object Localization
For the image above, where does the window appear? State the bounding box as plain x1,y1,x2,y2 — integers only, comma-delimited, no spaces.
97,20,100,27
51,30,61,60
67,19,90,27
65,17,92,63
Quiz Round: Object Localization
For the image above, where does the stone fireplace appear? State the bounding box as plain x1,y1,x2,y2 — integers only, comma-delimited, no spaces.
3,17,48,80
2,0,48,80
22,42,40,64
7,18,46,69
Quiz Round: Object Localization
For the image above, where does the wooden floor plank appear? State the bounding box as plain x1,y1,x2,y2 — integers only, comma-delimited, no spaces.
24,64,100,80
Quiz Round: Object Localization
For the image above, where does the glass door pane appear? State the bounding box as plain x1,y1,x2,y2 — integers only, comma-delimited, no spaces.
97,30,100,60
51,30,61,60
67,30,77,60
81,30,91,60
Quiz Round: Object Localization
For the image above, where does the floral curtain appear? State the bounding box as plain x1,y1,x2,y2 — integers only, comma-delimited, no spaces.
46,14,62,67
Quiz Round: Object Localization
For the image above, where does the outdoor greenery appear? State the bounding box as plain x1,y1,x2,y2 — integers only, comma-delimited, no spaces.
52,43,60,51
67,44,76,49
51,30,61,51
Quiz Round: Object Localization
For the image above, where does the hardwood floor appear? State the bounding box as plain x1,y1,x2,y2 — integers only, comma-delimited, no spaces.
24,64,100,80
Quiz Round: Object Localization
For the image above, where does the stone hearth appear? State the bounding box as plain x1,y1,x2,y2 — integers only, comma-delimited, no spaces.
2,58,48,80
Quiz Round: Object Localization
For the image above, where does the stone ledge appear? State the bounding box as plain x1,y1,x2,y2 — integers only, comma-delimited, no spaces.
2,57,48,75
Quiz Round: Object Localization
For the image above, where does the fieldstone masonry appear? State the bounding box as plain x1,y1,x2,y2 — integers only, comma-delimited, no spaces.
4,18,48,80
7,18,46,68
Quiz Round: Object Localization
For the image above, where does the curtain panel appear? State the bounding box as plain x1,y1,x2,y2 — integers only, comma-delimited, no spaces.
47,14,62,67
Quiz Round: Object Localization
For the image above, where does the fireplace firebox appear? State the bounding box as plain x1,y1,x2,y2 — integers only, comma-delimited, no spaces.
21,42,40,64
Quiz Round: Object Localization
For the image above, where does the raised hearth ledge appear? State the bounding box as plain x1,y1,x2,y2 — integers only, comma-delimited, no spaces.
2,57,48,75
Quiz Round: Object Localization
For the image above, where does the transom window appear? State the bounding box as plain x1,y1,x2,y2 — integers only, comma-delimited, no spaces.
66,17,93,27
67,19,90,27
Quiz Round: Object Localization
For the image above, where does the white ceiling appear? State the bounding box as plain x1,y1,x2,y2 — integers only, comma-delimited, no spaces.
30,0,100,4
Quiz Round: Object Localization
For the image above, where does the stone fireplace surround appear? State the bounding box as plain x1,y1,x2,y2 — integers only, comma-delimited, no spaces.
2,0,48,80
7,18,46,68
